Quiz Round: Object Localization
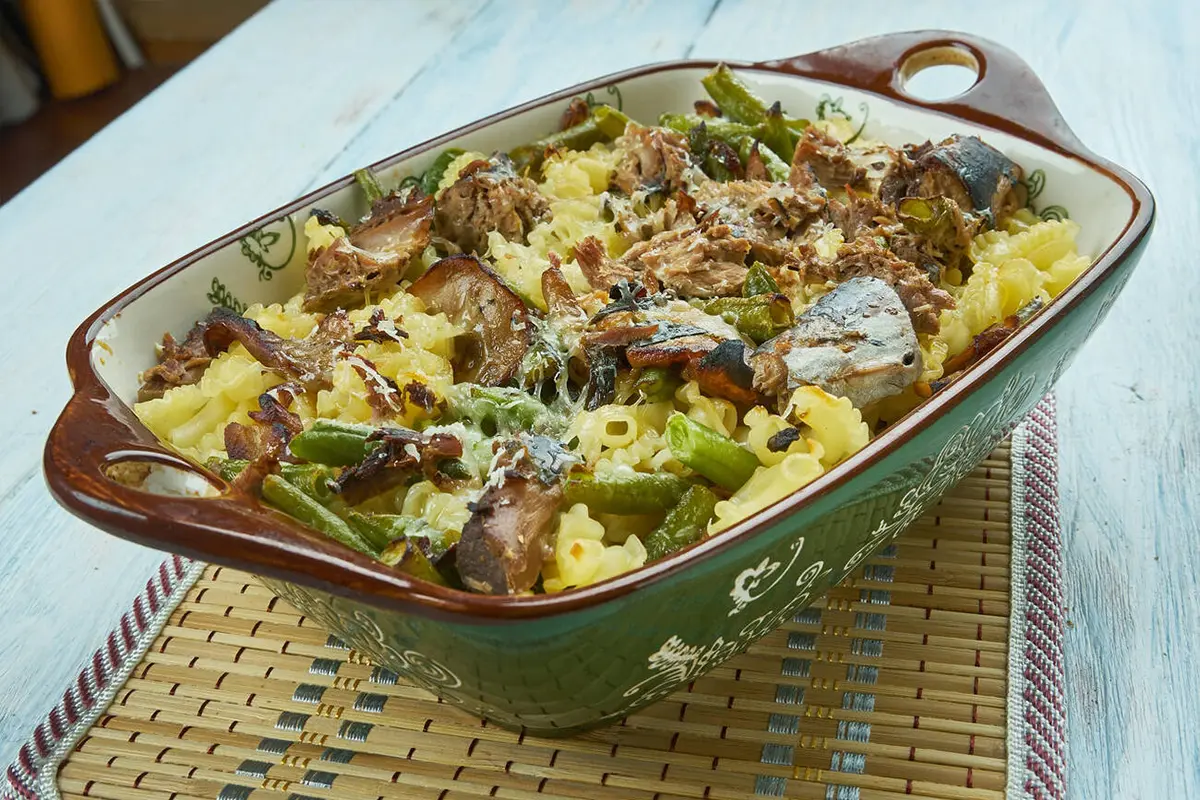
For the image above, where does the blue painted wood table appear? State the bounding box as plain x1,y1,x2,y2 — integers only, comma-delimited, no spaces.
0,1,1195,796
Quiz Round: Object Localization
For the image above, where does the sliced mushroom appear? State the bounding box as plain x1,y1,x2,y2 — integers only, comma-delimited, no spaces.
456,436,571,594
303,191,434,312
202,307,354,391
407,254,532,386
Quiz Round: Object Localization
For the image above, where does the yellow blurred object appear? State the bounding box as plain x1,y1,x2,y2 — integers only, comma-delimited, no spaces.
21,0,120,99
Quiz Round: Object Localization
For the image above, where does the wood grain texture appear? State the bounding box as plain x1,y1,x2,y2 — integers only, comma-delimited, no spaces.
0,1,1196,796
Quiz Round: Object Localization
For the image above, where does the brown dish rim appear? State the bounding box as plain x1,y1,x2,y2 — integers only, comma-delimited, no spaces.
44,31,1154,623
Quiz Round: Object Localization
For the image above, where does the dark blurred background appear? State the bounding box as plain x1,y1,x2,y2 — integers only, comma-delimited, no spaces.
0,0,267,203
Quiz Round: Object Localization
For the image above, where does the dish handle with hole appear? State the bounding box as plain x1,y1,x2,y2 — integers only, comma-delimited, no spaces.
757,29,1085,153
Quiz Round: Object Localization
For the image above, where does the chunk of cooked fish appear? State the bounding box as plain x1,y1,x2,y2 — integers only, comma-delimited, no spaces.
751,276,922,408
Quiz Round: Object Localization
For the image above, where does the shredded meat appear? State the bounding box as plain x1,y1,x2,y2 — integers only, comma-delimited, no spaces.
574,235,639,291
744,142,771,182
202,307,354,391
304,191,434,312
621,221,751,298
611,123,692,195
693,179,825,248
248,392,303,439
332,427,463,505
434,156,550,254
609,192,698,246
137,321,212,401
825,193,896,241
824,238,955,335
790,126,866,189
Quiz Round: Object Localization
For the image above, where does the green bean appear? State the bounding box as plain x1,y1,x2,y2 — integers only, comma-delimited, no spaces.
634,366,682,403
354,168,385,206
704,294,795,343
643,486,720,562
279,462,338,505
208,457,249,482
658,113,756,141
664,413,759,491
563,469,690,515
420,147,465,195
261,474,377,556
444,384,564,436
761,101,796,163
510,105,630,175
701,64,770,125
742,261,781,297
288,420,380,466
379,538,449,587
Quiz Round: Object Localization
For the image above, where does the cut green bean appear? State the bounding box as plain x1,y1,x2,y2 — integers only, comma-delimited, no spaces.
701,64,770,125
704,294,795,343
644,486,720,562
510,105,630,175
288,419,380,466
379,538,449,587
664,413,759,491
634,366,682,403
208,457,249,482
444,384,564,436
659,113,756,141
742,261,781,297
421,147,466,195
262,474,377,556
354,168,385,206
761,101,796,162
563,469,690,515
279,462,338,505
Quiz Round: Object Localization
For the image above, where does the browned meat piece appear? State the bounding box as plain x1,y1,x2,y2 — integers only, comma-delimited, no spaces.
540,261,581,317
559,96,590,130
332,427,463,505
693,99,722,118
345,354,406,420
744,141,771,182
682,340,761,405
354,307,408,344
247,392,304,438
202,307,354,391
626,333,720,368
456,437,568,594
434,155,550,254
790,126,866,189
137,320,212,401
622,222,750,298
828,238,955,335
304,191,434,312
609,192,698,246
223,388,306,491
574,235,640,291
611,123,692,195
407,254,531,386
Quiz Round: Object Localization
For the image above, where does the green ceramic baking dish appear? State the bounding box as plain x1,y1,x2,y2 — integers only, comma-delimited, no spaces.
44,31,1153,734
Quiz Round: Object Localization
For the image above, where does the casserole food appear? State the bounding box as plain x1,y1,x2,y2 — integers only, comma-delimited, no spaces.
45,31,1153,733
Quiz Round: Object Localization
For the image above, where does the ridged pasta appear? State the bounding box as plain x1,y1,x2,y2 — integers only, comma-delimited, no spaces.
542,503,647,593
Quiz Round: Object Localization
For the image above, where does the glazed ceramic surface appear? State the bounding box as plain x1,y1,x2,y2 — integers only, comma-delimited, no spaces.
44,32,1152,733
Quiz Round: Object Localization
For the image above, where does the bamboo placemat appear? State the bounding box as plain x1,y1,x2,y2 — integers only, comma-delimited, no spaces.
52,445,1017,800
